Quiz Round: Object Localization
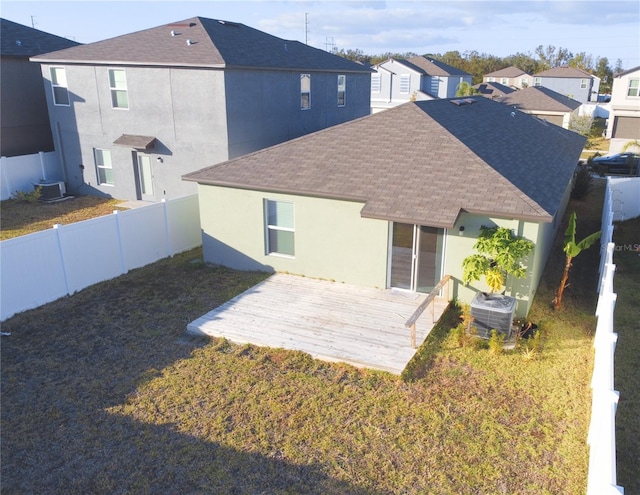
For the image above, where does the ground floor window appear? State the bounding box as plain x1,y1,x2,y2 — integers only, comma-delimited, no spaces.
94,148,114,185
265,200,295,256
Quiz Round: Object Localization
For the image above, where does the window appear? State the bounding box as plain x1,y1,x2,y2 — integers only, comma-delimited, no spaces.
94,149,114,185
337,74,346,107
580,79,588,89
520,78,529,88
534,77,542,87
108,69,128,109
627,79,640,97
300,74,311,110
487,77,495,82
399,74,410,94
50,67,69,106
265,200,294,256
371,73,381,93
501,78,508,84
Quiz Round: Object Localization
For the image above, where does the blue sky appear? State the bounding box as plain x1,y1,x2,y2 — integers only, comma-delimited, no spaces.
2,0,639,69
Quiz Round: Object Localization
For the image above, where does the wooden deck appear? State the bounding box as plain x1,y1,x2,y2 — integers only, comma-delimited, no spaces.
187,274,449,375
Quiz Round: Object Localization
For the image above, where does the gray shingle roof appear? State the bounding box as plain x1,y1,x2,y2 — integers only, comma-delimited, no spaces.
484,66,530,78
497,86,582,112
30,16,370,73
473,82,515,98
534,66,593,78
1,18,80,57
184,98,585,228
406,56,472,77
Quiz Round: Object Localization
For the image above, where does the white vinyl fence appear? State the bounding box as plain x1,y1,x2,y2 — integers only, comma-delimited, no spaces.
0,195,201,321
586,176,640,495
1,152,63,200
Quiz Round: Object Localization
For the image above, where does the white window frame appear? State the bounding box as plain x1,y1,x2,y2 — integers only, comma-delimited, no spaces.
580,78,588,89
108,69,129,109
337,74,346,107
487,77,495,82
627,79,639,98
371,73,381,93
534,77,542,87
94,148,114,186
501,78,508,84
399,74,410,94
265,199,295,257
300,73,311,110
50,67,70,106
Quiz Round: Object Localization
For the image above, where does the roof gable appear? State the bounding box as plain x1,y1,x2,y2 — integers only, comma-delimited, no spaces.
184,98,585,228
30,16,370,73
484,66,530,78
1,18,80,57
534,66,593,79
497,86,582,112
406,56,471,77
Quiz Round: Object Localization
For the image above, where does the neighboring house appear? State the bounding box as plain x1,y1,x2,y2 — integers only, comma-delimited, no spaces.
532,66,600,103
496,86,582,129
605,66,640,154
370,57,472,113
473,82,515,100
483,66,531,89
183,97,585,317
0,18,80,157
30,17,372,202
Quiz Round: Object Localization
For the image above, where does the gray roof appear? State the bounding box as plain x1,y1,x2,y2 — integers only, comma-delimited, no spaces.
473,82,515,98
184,97,585,228
616,66,640,77
1,18,80,57
484,66,530,78
497,86,582,112
30,16,370,73
405,56,472,77
534,66,593,79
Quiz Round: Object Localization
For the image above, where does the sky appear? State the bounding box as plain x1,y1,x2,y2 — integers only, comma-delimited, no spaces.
2,0,639,70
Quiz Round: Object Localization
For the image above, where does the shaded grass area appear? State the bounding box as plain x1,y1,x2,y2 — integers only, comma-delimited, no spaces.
611,215,640,492
0,195,127,240
0,183,611,494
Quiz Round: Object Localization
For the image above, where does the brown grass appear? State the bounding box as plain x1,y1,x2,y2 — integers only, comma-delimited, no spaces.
0,195,128,240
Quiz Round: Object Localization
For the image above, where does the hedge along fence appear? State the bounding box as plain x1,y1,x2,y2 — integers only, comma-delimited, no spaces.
586,176,640,495
0,194,201,321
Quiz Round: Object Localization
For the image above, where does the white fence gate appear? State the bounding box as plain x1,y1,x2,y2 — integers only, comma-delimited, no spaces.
0,194,201,321
587,176,640,495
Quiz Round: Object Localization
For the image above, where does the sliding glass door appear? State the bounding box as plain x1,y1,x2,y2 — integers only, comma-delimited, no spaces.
389,223,444,293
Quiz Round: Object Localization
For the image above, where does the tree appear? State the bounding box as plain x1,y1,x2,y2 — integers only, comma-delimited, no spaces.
553,212,601,309
462,226,535,294
455,81,477,97
595,57,613,93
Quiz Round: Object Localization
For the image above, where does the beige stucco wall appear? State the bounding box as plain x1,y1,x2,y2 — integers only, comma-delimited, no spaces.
197,185,389,288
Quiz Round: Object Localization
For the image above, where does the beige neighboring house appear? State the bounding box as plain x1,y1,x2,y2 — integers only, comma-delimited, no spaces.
605,66,640,154
497,86,582,129
483,66,532,89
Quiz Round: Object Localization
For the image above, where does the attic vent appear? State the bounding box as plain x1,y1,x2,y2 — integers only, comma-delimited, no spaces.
218,20,240,27
450,98,477,106
186,39,194,46
170,30,178,36
16,40,22,46
510,112,516,118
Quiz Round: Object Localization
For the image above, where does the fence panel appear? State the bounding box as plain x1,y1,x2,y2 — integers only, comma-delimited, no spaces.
0,152,62,200
0,195,201,321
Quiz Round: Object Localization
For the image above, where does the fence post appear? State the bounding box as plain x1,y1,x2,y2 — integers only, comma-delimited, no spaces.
113,210,127,274
53,224,71,295
1,156,11,200
162,198,172,257
38,151,47,181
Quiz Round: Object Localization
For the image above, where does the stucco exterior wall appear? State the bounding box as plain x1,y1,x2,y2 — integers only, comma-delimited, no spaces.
198,186,390,288
370,60,422,111
537,77,591,103
605,68,640,153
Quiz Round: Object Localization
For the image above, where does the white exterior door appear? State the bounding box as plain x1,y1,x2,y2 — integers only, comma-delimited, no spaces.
136,154,154,200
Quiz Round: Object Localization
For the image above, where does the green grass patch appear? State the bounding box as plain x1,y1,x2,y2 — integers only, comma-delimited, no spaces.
0,181,623,493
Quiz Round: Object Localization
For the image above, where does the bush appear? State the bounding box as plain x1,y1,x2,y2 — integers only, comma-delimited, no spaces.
488,329,505,355
12,186,41,204
572,165,592,200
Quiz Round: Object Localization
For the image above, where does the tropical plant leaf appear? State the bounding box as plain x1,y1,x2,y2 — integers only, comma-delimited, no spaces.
576,231,602,251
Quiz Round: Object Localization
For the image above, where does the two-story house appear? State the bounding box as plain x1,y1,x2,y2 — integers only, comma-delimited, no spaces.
496,86,582,129
483,66,532,89
1,18,79,157
371,57,472,113
605,66,640,154
532,66,600,103
30,17,372,202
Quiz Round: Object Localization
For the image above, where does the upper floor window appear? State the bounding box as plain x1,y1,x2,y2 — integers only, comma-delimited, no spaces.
108,69,129,109
399,74,410,94
520,78,529,88
94,148,114,185
534,77,542,87
300,74,311,110
627,79,639,97
371,73,381,93
50,67,70,106
337,75,346,107
501,78,508,84
487,77,495,82
265,199,295,257
580,79,588,89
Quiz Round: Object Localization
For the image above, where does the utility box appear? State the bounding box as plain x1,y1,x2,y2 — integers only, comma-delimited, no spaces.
470,292,516,339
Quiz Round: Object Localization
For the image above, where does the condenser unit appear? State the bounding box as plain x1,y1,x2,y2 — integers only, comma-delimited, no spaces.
34,181,66,200
470,292,516,339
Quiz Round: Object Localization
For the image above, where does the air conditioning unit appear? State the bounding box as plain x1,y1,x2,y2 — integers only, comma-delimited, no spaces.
470,292,516,339
34,181,66,200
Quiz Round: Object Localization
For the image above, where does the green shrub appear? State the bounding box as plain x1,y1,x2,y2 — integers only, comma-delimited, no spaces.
571,166,592,200
488,329,505,355
12,186,41,203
